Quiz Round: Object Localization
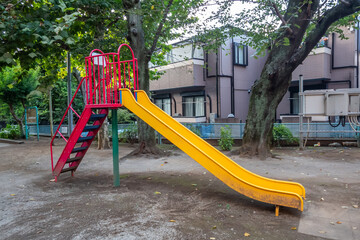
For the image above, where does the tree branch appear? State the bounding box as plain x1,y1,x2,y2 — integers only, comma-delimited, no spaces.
291,0,360,65
148,0,174,56
270,1,292,32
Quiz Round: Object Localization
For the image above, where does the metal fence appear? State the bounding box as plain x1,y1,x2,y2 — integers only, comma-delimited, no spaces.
27,122,359,140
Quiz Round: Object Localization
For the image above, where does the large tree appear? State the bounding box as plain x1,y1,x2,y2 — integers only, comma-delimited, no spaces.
206,0,360,157
123,0,202,154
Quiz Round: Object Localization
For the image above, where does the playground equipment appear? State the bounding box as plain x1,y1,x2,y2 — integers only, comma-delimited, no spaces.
50,44,305,215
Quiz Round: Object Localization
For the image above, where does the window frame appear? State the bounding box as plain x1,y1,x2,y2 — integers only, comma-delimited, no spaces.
233,42,248,66
182,94,206,117
154,95,172,116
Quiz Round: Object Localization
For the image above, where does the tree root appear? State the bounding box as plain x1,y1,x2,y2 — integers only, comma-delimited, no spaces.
121,141,171,160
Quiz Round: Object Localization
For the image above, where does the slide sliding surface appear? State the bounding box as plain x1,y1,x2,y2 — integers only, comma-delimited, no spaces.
120,89,305,211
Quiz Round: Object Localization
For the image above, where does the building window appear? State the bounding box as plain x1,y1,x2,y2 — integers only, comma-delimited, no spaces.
233,43,248,66
155,98,171,115
183,95,205,117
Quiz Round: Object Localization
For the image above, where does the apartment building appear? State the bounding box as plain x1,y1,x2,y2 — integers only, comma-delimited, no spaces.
150,27,359,123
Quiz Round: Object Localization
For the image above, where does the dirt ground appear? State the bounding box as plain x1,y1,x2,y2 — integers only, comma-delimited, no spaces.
0,138,359,240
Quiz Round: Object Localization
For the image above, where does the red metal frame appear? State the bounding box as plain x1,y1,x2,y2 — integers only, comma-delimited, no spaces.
50,44,139,177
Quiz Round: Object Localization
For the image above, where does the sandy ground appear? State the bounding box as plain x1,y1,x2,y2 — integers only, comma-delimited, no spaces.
0,138,359,240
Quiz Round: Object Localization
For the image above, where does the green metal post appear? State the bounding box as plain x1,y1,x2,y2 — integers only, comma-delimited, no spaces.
112,109,120,187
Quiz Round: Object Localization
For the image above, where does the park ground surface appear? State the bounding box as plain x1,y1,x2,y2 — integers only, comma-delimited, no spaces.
0,138,359,240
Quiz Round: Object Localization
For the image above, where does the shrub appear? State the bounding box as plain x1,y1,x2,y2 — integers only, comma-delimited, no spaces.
218,125,234,151
119,123,137,144
0,124,21,139
272,124,298,146
185,123,202,137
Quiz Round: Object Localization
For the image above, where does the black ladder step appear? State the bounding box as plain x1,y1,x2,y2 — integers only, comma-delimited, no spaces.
66,156,83,163
61,166,77,173
89,114,106,121
71,146,88,153
77,136,94,142
83,125,100,132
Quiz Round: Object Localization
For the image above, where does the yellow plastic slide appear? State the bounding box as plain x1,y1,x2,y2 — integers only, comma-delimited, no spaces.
120,89,305,212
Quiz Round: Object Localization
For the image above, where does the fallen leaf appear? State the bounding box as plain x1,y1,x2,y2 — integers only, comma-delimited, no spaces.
330,222,335,225
191,184,197,187
147,177,152,180
244,232,250,237
160,164,164,166
49,179,56,182
29,198,35,201
164,161,168,164
57,203,62,206
320,197,324,201
319,230,326,234
353,227,358,230
210,238,216,240
341,206,349,209
154,191,161,195
291,227,297,230
212,225,217,229
10,194,16,196
336,221,342,224
352,205,358,208
169,220,176,222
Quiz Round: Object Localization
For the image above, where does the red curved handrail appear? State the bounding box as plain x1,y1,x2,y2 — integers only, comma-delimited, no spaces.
117,44,135,60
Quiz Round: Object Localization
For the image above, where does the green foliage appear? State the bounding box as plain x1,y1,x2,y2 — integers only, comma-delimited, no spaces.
272,124,298,146
119,123,138,144
0,65,39,105
185,123,202,137
108,109,136,124
0,0,127,70
0,124,21,139
218,125,234,151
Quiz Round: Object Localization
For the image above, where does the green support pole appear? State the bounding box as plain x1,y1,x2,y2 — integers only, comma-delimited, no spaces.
112,109,120,187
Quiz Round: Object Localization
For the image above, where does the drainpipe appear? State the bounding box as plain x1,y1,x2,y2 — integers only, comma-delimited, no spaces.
172,96,177,114
216,48,219,117
357,20,359,88
231,37,235,115
207,94,212,113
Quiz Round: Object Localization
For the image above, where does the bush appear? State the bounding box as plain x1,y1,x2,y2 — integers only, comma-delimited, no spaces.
218,125,234,151
272,124,298,146
184,123,202,137
119,123,137,144
0,124,21,139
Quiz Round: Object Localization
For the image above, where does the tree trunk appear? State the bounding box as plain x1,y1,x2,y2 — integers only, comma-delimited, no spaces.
98,118,110,149
124,0,161,155
241,43,302,158
8,103,25,138
136,57,159,153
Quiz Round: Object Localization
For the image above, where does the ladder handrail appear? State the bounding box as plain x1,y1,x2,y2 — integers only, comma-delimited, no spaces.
50,77,86,171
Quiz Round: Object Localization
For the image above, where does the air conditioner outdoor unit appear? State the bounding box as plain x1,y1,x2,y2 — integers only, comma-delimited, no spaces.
325,89,360,116
302,89,334,116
